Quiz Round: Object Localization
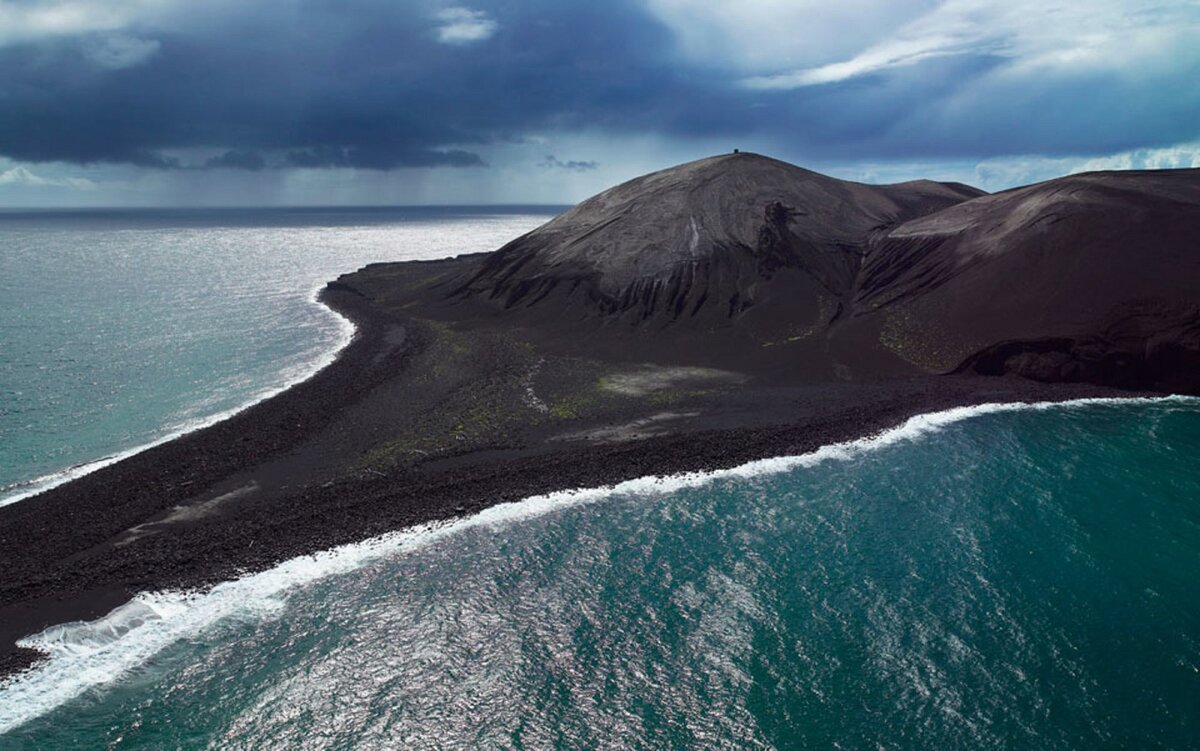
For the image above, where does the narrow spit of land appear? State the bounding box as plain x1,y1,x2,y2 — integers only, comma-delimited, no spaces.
0,271,1132,679
5,152,1195,678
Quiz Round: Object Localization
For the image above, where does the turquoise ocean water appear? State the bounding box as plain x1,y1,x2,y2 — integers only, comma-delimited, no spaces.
0,208,558,505
0,212,1197,749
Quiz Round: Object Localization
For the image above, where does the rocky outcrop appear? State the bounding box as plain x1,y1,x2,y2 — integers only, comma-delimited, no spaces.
955,302,1200,393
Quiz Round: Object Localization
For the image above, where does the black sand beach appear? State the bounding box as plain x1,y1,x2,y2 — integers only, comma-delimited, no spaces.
0,279,1138,678
2,154,1195,679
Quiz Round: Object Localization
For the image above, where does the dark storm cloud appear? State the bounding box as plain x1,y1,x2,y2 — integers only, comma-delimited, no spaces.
205,150,267,171
0,0,688,170
540,155,598,171
0,0,1198,171
284,146,484,170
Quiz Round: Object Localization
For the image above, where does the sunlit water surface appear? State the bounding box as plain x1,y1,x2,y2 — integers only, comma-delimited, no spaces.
0,207,559,504
2,398,1197,749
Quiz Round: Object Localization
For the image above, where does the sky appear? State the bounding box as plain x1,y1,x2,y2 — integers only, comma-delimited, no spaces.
1,0,1198,207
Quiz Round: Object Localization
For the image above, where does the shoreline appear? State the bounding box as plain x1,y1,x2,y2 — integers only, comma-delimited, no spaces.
0,277,1159,684
2,392,1190,732
0,286,359,508
0,286,394,678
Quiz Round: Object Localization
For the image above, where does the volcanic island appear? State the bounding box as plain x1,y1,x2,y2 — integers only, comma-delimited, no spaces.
2,153,1198,676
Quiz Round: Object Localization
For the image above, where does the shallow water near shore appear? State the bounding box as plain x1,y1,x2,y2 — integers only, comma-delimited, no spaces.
0,207,560,505
2,397,1197,749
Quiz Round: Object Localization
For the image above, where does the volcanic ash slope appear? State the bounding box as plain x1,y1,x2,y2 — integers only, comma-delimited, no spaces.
353,153,1200,392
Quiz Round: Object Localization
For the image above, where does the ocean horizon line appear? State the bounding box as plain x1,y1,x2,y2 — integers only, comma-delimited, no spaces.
0,204,573,215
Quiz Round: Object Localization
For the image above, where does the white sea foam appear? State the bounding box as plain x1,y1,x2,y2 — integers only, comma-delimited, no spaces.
0,393,1193,734
0,287,356,508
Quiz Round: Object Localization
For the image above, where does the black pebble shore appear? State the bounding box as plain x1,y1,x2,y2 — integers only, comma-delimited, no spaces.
5,154,1196,684
0,283,1147,682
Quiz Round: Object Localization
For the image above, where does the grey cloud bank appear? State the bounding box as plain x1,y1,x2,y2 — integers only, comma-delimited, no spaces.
0,0,1197,205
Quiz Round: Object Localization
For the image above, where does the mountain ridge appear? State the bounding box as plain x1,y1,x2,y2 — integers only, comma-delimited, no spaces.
344,153,1199,392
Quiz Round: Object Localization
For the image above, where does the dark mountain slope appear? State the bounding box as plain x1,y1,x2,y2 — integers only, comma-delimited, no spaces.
455,154,979,306
344,155,1198,392
851,169,1200,391
406,153,982,375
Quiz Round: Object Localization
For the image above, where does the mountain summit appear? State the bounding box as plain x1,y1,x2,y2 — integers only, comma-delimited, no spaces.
353,154,1199,392
451,153,980,328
